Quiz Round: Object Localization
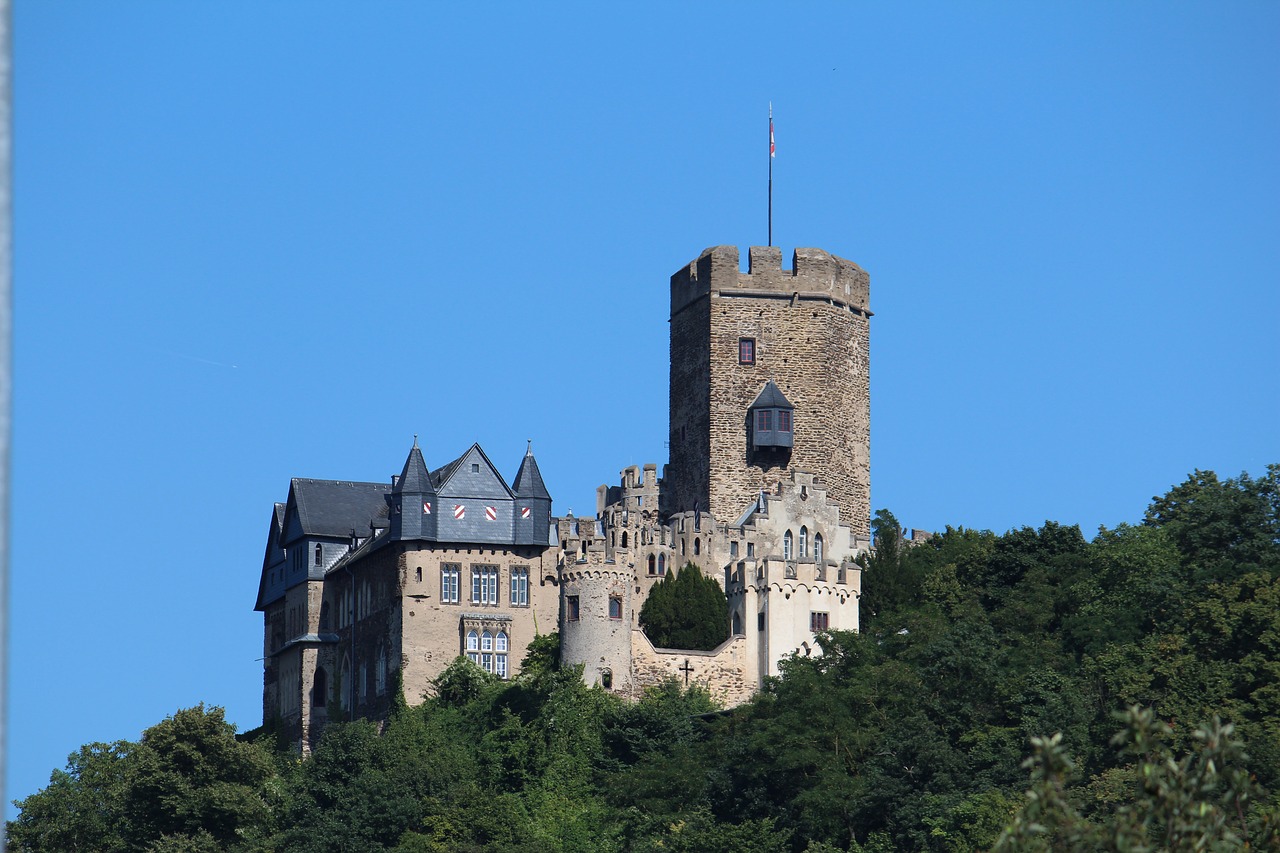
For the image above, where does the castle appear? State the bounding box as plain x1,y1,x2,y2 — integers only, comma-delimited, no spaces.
255,245,873,748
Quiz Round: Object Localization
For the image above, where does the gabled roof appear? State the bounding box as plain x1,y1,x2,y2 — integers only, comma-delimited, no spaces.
512,444,551,500
430,443,516,499
430,455,463,491
261,502,286,572
255,503,288,611
749,380,794,410
287,478,392,540
394,439,434,495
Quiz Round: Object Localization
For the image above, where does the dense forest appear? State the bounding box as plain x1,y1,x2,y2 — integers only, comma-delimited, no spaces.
9,466,1280,852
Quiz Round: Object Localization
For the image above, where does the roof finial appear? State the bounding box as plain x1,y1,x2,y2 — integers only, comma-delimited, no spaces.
413,434,419,449
526,439,533,456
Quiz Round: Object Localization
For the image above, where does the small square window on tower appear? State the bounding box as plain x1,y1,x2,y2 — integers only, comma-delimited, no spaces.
738,337,756,364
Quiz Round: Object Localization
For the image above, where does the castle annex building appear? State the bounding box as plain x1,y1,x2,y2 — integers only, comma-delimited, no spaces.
255,246,873,748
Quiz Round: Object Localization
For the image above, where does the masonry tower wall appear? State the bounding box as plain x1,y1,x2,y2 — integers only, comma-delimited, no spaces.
559,548,633,692
668,246,871,538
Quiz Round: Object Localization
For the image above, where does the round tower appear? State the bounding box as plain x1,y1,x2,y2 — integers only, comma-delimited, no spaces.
558,544,633,692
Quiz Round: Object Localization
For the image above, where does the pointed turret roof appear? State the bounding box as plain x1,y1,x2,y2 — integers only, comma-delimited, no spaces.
513,442,551,500
394,436,434,494
749,380,794,410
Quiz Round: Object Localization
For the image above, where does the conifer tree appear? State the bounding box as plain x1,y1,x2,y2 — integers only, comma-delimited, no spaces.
638,562,730,650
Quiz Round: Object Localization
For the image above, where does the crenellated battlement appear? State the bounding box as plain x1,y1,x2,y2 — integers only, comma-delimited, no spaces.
670,245,871,317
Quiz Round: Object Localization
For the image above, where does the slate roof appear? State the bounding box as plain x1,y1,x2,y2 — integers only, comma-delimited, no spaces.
394,440,434,495
512,445,551,499
430,443,515,498
289,478,392,538
429,455,464,491
749,380,794,410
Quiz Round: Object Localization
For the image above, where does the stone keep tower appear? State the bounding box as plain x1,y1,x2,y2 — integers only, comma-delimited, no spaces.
667,245,871,538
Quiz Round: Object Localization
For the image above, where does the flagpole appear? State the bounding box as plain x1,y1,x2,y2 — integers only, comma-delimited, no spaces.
768,102,773,247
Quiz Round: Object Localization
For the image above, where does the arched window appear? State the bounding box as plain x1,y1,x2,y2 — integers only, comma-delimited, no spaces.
359,662,368,699
694,538,701,555
680,539,686,555
800,526,808,558
496,631,508,652
376,645,387,695
313,666,327,707
647,554,656,575
732,611,743,635
621,531,628,548
481,631,493,651
601,669,613,690
658,554,666,575
466,630,479,651
814,533,824,563
783,530,794,560
315,543,323,566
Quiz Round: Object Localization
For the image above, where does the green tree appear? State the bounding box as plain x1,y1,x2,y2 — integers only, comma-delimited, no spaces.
122,704,277,850
7,741,133,852
994,706,1280,852
638,562,729,651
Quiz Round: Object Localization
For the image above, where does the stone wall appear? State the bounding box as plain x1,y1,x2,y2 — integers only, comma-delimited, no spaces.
397,543,559,703
630,630,755,707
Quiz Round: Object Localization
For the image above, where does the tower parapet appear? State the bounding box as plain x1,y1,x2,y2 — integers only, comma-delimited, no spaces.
671,246,871,319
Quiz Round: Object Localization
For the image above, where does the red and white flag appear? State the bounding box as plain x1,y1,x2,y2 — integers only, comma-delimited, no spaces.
423,501,432,515
453,504,466,520
485,506,497,521
520,506,531,519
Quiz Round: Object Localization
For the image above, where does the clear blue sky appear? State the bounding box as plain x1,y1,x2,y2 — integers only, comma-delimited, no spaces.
9,1,1278,815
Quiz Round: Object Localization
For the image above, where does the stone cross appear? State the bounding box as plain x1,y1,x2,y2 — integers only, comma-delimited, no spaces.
679,658,694,685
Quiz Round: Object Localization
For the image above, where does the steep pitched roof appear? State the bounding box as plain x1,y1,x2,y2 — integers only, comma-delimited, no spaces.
749,380,794,410
429,454,464,491
512,444,551,500
261,502,286,571
255,503,288,611
288,478,392,539
430,443,516,499
394,439,434,495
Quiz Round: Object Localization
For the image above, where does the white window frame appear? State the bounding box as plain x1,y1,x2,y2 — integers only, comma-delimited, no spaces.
441,565,460,604
510,567,529,607
471,565,499,605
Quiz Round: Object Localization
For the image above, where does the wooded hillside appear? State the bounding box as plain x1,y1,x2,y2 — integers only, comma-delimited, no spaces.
10,466,1279,852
